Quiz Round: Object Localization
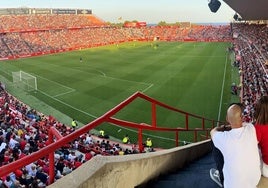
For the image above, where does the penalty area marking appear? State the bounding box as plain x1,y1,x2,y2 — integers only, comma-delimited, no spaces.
74,65,106,77
37,89,97,119
31,73,76,98
53,89,76,98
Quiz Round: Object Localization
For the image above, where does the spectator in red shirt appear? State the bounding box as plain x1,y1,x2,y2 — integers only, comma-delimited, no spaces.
254,96,268,177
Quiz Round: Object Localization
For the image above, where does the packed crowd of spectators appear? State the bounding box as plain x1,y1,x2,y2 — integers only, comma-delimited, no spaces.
0,15,104,32
188,25,231,41
0,14,232,59
0,25,231,59
0,82,141,187
231,23,268,122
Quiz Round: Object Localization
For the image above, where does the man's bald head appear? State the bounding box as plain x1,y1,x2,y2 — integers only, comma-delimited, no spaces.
226,104,243,128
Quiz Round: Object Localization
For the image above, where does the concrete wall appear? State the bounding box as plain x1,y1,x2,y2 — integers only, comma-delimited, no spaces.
48,140,212,188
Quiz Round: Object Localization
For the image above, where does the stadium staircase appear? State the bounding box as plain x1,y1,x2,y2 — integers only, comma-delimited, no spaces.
140,151,268,188
87,14,107,26
1,38,13,56
23,39,35,54
137,152,219,188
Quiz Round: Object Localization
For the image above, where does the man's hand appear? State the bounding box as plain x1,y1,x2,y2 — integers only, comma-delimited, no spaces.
216,124,232,132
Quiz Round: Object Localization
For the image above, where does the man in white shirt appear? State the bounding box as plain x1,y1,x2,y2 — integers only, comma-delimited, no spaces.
85,134,93,145
210,104,261,188
9,135,19,149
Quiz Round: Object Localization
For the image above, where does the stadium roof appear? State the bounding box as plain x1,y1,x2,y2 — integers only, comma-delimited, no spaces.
223,0,268,20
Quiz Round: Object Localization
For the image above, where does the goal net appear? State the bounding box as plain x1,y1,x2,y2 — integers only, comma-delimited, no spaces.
12,71,37,92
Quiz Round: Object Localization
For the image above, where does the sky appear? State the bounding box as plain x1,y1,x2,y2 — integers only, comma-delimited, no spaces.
0,0,235,24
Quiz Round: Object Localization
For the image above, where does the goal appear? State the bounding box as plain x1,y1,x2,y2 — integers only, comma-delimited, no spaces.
12,71,37,92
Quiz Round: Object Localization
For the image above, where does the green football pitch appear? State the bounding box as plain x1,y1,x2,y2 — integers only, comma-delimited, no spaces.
0,41,240,148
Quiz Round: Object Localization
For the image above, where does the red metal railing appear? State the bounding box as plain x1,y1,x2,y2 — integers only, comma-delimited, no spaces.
0,91,223,184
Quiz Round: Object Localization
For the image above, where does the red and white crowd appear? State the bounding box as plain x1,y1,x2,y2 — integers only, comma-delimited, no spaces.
232,23,268,121
0,14,232,59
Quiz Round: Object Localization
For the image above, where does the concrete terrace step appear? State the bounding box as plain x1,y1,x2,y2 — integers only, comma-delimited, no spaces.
140,152,268,188
139,152,218,188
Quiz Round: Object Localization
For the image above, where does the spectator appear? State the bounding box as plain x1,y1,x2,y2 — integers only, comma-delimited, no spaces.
55,157,65,175
84,151,93,161
254,96,268,177
210,104,261,188
84,133,93,145
145,138,152,148
3,175,13,188
62,163,72,176
99,130,104,138
122,134,130,144
231,83,238,95
71,119,78,130
35,167,48,186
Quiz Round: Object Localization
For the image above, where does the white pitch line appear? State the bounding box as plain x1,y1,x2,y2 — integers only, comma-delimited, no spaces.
73,66,153,87
112,124,190,143
96,70,106,77
142,84,154,93
217,54,228,124
32,73,75,91
31,73,76,97
37,89,97,119
53,89,76,98
75,65,106,77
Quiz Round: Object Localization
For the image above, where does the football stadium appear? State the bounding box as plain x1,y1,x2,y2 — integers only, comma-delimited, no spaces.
0,1,267,188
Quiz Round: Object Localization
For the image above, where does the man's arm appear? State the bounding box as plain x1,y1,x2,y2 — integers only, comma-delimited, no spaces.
210,127,218,138
211,125,231,138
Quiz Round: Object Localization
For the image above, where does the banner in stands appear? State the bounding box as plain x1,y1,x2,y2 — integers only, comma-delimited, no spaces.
0,8,29,15
137,22,147,27
0,9,10,15
0,8,92,15
124,22,147,28
52,9,76,14
77,9,92,15
30,9,51,14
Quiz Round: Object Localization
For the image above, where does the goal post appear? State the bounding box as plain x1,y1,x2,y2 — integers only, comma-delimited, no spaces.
12,71,37,91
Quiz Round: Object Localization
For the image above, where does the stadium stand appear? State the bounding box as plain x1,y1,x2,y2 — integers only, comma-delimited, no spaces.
231,23,268,121
0,14,105,32
0,14,231,59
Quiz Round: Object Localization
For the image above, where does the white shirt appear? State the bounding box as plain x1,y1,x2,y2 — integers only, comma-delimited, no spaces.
85,135,93,144
0,142,7,152
9,137,18,149
212,123,261,188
